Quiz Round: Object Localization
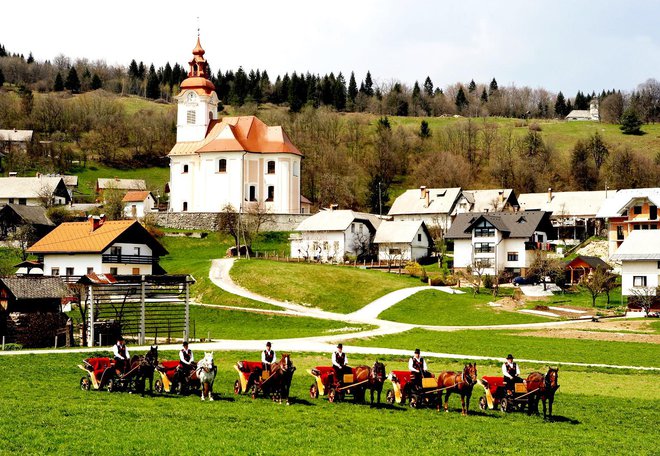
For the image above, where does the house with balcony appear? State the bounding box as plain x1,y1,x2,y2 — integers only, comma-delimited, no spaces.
27,216,167,278
388,186,462,233
596,188,660,258
446,210,554,277
611,230,660,310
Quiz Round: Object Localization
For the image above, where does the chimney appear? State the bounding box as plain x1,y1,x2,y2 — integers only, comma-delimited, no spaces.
420,186,427,198
425,189,430,208
89,214,106,232
547,187,552,203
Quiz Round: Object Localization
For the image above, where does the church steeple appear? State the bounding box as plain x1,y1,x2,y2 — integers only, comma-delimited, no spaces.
188,37,209,79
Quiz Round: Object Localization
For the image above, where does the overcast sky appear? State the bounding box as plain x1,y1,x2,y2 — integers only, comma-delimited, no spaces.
3,0,659,95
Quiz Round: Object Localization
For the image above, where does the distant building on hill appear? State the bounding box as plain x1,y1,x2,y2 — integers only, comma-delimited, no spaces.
0,175,70,206
566,99,599,121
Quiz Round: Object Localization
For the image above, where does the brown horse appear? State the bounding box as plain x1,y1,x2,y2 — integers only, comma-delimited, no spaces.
352,360,387,406
125,345,159,396
438,363,478,415
264,353,296,404
526,367,559,419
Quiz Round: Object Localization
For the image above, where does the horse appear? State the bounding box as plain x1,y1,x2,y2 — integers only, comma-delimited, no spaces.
526,367,559,419
437,363,478,415
352,360,387,406
128,345,159,396
266,353,296,404
196,352,217,401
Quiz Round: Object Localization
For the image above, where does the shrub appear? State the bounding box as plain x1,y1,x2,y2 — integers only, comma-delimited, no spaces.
428,276,445,286
405,262,426,279
2,343,23,351
528,122,542,131
483,274,494,289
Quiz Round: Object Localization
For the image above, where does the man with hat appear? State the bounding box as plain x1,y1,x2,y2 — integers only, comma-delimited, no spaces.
261,341,277,371
332,343,350,384
178,341,195,380
112,336,130,376
502,354,521,395
408,348,429,389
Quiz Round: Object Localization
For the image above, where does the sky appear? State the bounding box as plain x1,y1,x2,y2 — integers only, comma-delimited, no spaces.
2,0,659,95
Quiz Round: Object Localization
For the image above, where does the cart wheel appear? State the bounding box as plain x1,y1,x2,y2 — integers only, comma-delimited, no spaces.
234,380,241,395
386,389,395,404
479,396,487,410
409,395,418,408
310,383,319,399
80,377,91,391
328,387,337,403
106,378,115,393
153,379,163,394
500,397,509,413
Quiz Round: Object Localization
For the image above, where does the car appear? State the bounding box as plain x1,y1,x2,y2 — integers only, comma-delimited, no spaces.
512,276,531,286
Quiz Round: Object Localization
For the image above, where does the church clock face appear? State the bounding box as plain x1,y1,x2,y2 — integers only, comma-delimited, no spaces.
187,92,196,103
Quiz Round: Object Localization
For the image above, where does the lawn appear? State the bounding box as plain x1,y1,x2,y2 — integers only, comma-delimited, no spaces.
379,289,552,326
349,328,660,369
230,260,421,313
0,351,657,454
543,288,625,311
71,161,170,199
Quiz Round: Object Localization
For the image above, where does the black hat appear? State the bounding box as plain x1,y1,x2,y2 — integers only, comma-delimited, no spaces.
183,341,189,346
414,348,420,355
507,354,514,360
337,343,343,349
266,342,271,347
117,336,124,341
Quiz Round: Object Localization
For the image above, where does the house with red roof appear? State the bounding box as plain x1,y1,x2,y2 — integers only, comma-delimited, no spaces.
122,191,156,219
168,37,303,214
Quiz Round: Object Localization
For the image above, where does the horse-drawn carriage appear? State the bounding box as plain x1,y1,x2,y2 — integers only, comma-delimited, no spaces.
386,370,438,408
234,355,296,403
78,346,159,395
309,362,386,404
154,360,200,395
79,357,115,391
234,360,270,397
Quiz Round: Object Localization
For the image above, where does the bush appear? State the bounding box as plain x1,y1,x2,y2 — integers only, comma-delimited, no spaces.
405,262,427,280
46,206,78,225
528,122,542,131
428,276,445,286
483,274,494,289
1,343,23,351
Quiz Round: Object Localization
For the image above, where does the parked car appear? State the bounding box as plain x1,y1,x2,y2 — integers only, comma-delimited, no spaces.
512,276,531,286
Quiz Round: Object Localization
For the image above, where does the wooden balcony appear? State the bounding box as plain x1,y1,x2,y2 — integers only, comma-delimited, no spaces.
101,254,157,265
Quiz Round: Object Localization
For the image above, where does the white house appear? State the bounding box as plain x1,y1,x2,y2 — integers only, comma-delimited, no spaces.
565,100,599,121
452,189,518,215
446,211,554,276
167,37,302,215
27,217,168,278
123,191,156,219
290,209,381,262
374,220,433,262
388,186,462,233
611,230,660,301
0,129,33,153
0,175,70,206
96,178,147,200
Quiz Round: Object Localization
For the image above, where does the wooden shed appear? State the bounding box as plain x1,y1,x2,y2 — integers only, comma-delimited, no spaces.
565,256,611,285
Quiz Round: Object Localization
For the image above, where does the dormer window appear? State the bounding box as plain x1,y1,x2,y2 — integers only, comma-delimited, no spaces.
187,110,196,124
633,205,642,215
218,159,227,173
267,161,275,174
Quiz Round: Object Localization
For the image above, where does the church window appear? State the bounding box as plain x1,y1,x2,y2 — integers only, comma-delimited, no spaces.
182,164,188,174
187,110,196,124
182,201,188,212
267,161,275,174
218,159,227,173
266,186,275,202
249,186,257,202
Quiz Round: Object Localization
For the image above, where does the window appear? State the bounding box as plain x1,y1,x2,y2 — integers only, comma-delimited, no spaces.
633,205,642,215
132,267,140,275
267,161,275,174
186,110,196,124
351,223,355,233
87,267,94,274
474,243,494,253
51,267,60,276
651,205,658,220
473,220,495,237
110,246,121,256
266,186,274,202
110,267,118,275
652,224,658,230
633,225,640,230
182,201,188,212
66,267,74,276
218,159,227,173
182,164,189,174
249,186,257,202
293,161,300,177
209,111,213,121
417,233,422,242
616,225,624,240
134,247,141,256
389,248,402,255
633,276,647,287
8,198,13,204
18,198,26,205
657,261,660,269
507,252,519,262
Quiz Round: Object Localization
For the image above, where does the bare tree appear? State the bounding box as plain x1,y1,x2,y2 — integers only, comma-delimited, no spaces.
462,261,486,296
219,204,240,254
381,243,403,273
242,203,275,250
527,251,564,291
351,229,373,261
37,182,55,208
9,224,37,261
579,266,613,307
629,286,659,317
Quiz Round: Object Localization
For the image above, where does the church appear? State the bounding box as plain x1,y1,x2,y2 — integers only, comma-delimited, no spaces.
168,37,303,214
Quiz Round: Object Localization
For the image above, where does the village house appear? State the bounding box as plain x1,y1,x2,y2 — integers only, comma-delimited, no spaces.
596,188,660,258
0,203,55,240
0,128,33,154
518,188,611,240
96,178,147,200
388,186,462,233
167,38,303,215
565,99,599,121
27,216,168,278
0,175,70,206
290,209,381,262
452,189,518,215
123,191,156,219
373,220,433,262
446,210,554,277
611,230,660,309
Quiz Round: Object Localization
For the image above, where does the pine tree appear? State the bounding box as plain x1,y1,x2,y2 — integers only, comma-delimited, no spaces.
554,91,567,117
419,120,431,138
128,59,139,79
0,68,4,87
334,72,347,111
27,52,34,64
348,71,358,103
377,116,391,130
468,79,477,93
163,62,173,87
412,81,421,100
53,72,64,91
137,61,146,80
489,78,498,94
480,88,488,103
620,109,643,135
0,44,6,57
423,76,434,97
364,71,374,97
566,99,573,114
91,73,102,90
65,67,81,92
455,86,469,110
146,64,160,99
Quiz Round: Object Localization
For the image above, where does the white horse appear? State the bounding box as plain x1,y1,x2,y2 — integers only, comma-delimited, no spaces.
196,352,217,401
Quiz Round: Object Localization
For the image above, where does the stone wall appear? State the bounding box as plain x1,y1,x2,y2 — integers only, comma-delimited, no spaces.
155,212,309,232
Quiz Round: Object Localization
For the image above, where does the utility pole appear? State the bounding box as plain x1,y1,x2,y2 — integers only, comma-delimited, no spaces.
378,181,382,217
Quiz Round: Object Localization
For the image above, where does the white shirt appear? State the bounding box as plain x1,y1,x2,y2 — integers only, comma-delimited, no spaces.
502,361,520,378
179,348,194,364
332,351,348,368
112,343,129,360
261,349,277,364
408,356,428,372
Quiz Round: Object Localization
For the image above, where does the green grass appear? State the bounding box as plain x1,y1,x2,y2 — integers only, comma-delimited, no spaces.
349,329,660,368
0,351,657,454
0,246,22,275
230,260,421,313
71,161,170,198
188,305,374,340
379,289,552,325
543,288,624,310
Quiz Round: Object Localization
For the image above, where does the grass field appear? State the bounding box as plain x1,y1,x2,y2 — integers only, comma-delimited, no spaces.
70,161,170,198
0,351,657,454
543,288,625,310
349,328,660,368
379,289,552,325
230,260,420,313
